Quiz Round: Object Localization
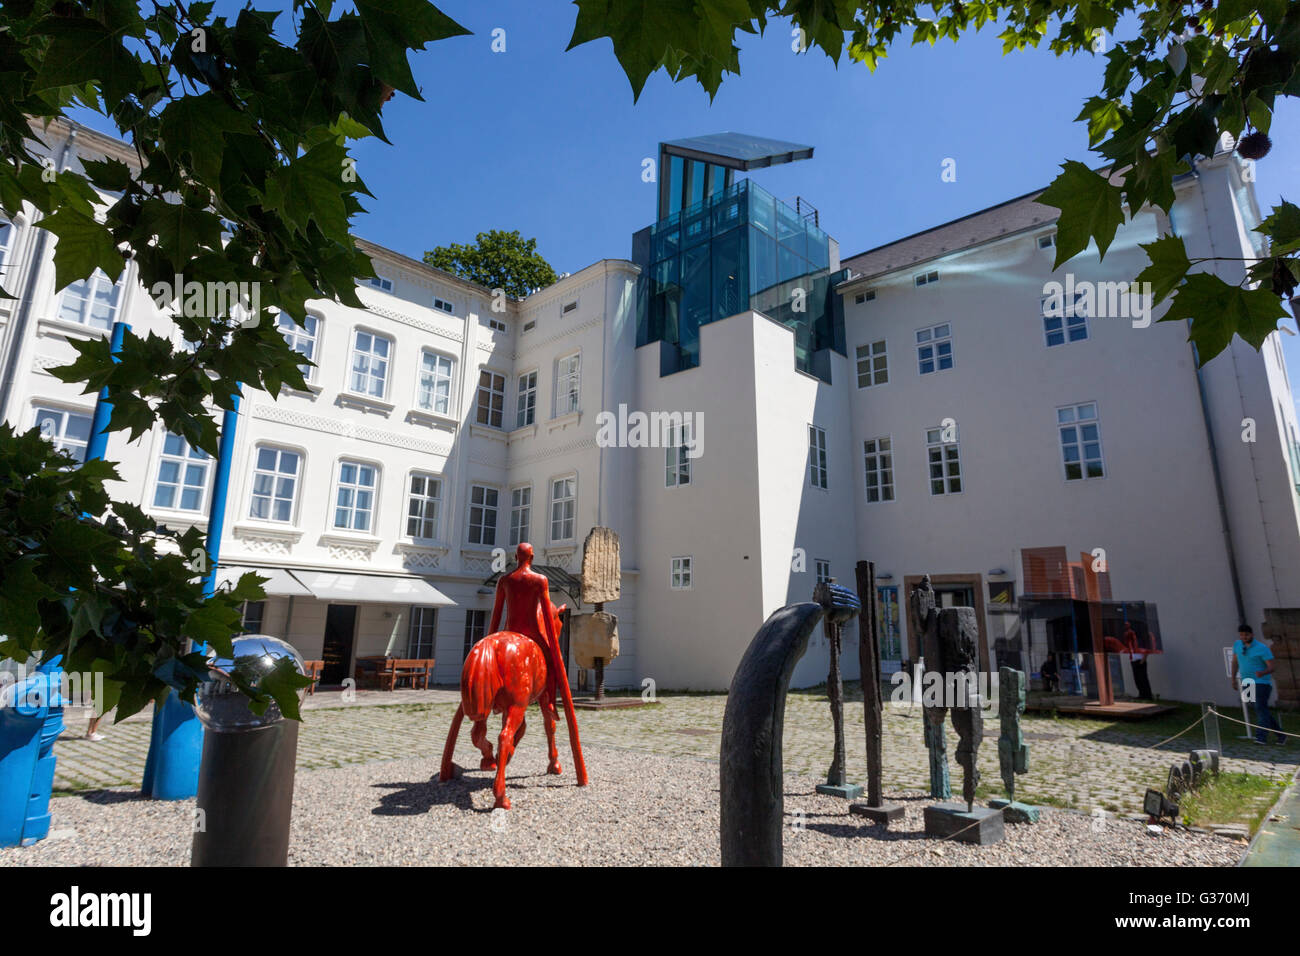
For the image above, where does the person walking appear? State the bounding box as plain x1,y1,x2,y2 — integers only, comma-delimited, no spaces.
1231,624,1285,745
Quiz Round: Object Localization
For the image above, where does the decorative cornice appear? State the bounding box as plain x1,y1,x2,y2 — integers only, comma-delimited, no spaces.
249,402,452,456
507,435,599,468
362,300,465,344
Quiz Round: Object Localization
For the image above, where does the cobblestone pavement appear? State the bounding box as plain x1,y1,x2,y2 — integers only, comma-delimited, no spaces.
53,685,1299,819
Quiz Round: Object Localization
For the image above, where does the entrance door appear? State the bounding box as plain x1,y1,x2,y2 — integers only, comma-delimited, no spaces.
935,585,976,609
322,604,357,685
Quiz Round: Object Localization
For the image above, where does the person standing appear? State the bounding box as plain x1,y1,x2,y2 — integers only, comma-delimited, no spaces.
1125,622,1154,700
1231,625,1285,745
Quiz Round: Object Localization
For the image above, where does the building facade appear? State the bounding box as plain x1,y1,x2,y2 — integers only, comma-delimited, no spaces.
2,122,1297,705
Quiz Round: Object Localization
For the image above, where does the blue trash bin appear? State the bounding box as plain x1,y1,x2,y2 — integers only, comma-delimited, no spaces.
0,655,64,847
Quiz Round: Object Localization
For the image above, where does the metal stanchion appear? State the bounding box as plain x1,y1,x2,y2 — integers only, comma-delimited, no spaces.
192,635,304,867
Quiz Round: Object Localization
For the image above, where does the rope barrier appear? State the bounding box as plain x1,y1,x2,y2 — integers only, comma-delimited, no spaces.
1145,711,1207,749
1207,707,1300,740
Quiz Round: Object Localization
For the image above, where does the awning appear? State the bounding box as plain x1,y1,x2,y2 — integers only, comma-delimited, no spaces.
481,564,583,606
215,565,312,597
294,570,455,606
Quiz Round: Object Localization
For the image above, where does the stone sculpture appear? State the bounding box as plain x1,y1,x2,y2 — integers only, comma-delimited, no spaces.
813,580,863,799
439,542,587,809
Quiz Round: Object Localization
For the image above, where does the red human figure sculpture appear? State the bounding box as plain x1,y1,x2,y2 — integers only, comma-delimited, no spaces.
439,542,588,809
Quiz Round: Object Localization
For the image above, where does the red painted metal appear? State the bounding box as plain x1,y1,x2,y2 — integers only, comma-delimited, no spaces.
439,543,588,808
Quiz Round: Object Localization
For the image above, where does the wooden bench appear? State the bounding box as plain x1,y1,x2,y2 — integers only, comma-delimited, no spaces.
354,656,433,691
302,660,324,695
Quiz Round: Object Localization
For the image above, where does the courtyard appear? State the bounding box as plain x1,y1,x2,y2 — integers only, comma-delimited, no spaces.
1,684,1292,866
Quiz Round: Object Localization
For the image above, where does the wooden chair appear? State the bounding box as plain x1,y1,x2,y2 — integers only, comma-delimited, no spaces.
302,660,324,695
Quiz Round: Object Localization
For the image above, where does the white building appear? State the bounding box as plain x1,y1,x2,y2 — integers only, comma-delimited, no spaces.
2,122,1297,705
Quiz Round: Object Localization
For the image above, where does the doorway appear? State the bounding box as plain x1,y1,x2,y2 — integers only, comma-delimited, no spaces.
902,573,990,672
322,604,357,685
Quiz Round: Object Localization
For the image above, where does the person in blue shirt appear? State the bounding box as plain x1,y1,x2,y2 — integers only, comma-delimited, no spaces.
1231,625,1285,745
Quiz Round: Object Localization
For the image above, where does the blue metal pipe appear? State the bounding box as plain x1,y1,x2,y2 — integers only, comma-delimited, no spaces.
142,388,242,800
85,321,128,463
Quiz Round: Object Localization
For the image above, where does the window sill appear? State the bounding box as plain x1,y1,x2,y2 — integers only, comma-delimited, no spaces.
335,392,395,416
280,382,323,400
407,407,459,430
547,410,582,433
232,522,304,544
470,423,507,442
318,532,382,553
36,316,112,341
508,423,538,442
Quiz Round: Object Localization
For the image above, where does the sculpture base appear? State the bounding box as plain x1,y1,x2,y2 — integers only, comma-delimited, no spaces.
923,802,1005,845
989,798,1040,823
815,782,863,800
571,697,656,710
849,802,905,826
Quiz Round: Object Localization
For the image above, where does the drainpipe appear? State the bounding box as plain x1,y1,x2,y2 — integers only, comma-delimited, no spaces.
0,125,78,419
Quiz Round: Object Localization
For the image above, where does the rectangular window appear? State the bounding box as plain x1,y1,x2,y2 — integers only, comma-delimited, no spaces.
350,330,390,398
808,425,828,489
249,445,300,522
0,219,12,276
925,426,962,495
550,476,576,541
562,300,578,315
468,485,498,545
333,460,377,531
864,437,895,503
33,406,92,463
57,270,120,330
855,340,888,388
1041,292,1088,347
487,317,507,332
240,601,265,634
665,421,692,487
509,486,532,546
914,270,940,287
556,353,581,415
153,432,211,511
671,556,693,590
277,313,319,380
408,606,438,659
476,370,505,427
853,290,875,304
367,275,393,293
1038,232,1056,249
815,559,831,584
1058,403,1105,480
417,351,455,414
433,296,454,314
516,371,537,428
916,323,954,374
406,473,442,539
463,609,487,661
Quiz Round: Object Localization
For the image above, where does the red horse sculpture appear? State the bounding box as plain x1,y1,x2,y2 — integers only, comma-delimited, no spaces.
439,542,588,809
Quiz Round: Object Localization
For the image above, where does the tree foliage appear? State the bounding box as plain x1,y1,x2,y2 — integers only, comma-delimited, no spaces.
0,0,468,718
570,0,1300,362
425,229,559,300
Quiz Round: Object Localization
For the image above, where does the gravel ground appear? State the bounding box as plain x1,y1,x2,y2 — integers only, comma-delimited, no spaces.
1,742,1246,867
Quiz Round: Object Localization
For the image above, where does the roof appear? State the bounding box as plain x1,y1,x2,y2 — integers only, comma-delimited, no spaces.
482,565,584,606
661,132,813,171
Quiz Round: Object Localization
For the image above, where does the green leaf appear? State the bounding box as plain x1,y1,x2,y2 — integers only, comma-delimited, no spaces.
1258,201,1300,256
1038,161,1127,267
1137,235,1193,304
37,208,125,292
30,16,145,111
1160,273,1290,362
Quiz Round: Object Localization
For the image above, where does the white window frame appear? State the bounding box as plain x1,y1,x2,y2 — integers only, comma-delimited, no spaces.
808,424,828,490
916,323,954,375
0,218,14,282
670,556,693,590
152,432,212,513
349,328,392,399
1058,402,1106,481
815,559,831,584
855,339,888,388
863,436,895,504
278,312,320,382
556,352,581,416
432,296,455,315
467,484,499,546
925,425,962,496
417,350,456,415
1041,292,1089,347
333,459,379,532
405,472,443,540
367,275,394,293
33,405,93,463
407,606,438,659
476,369,506,428
665,420,692,487
487,317,507,333
57,269,121,330
509,485,532,546
914,270,940,287
1037,231,1056,250
549,475,577,543
248,444,302,523
516,370,538,428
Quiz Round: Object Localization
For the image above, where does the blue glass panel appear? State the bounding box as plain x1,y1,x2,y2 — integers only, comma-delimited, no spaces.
776,199,805,256
712,187,745,235
778,244,805,283
682,199,712,249
680,245,710,361
668,156,684,216
748,225,778,297
689,160,707,208
711,228,748,323
806,222,830,270
652,213,680,261
747,183,775,236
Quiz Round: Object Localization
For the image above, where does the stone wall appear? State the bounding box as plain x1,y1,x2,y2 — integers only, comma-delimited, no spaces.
1261,608,1300,708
